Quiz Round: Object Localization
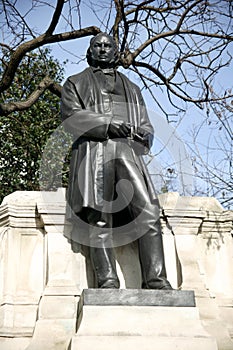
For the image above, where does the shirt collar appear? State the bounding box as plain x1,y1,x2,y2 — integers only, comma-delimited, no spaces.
91,66,116,75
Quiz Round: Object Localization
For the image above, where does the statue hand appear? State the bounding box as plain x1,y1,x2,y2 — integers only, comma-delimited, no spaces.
108,119,131,138
132,129,153,155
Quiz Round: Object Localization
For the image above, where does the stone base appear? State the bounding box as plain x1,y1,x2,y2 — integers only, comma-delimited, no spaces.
0,338,30,350
24,295,78,350
25,319,75,350
1,190,232,349
69,289,217,350
70,336,217,350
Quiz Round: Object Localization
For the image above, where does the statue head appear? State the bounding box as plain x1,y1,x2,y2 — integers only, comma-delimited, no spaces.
86,33,119,68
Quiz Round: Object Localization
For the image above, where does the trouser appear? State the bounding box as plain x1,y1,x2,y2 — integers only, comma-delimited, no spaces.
82,150,171,289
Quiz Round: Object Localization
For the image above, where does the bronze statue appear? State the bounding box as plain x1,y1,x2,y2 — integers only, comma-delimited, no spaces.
61,33,172,290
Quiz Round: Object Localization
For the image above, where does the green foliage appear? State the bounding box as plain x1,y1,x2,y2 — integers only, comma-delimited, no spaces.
0,49,71,203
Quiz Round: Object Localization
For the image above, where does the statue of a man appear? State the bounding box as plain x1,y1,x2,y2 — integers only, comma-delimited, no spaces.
61,32,172,290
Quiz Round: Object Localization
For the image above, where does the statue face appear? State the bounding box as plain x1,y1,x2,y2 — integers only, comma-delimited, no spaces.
90,34,116,66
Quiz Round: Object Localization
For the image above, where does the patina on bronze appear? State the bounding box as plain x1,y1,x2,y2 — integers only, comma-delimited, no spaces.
61,33,172,290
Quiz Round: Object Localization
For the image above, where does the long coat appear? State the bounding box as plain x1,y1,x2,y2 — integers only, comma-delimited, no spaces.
61,67,157,220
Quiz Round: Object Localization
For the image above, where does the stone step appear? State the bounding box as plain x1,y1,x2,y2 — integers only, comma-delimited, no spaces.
70,335,218,350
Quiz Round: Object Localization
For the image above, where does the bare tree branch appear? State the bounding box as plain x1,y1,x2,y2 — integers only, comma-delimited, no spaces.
1,0,233,116
0,76,61,116
45,0,65,35
0,26,100,94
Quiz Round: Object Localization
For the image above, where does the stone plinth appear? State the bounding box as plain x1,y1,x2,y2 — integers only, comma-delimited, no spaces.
78,288,196,306
69,289,217,350
0,190,233,349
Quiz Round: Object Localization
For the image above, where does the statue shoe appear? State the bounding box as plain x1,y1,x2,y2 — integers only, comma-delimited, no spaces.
99,278,120,289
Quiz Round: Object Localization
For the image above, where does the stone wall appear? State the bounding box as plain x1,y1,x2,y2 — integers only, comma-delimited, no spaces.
0,189,232,349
